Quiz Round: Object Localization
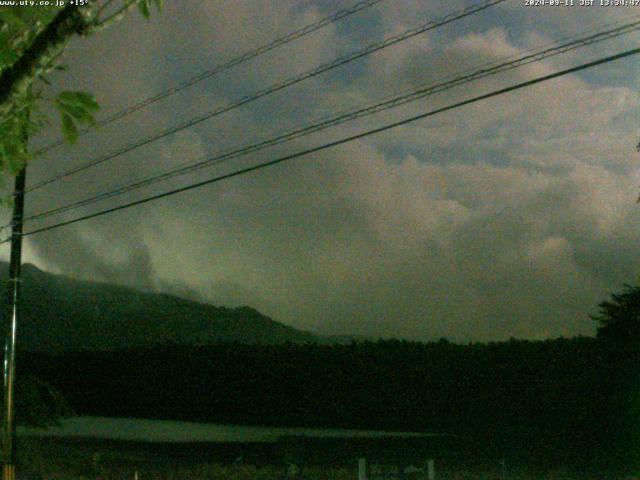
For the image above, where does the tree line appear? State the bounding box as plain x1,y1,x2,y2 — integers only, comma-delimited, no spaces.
13,284,640,471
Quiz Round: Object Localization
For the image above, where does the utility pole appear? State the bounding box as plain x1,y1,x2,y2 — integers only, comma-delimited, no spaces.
2,160,27,480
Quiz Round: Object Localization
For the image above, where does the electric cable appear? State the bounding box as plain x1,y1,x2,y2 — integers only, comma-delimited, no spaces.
22,18,640,224
5,45,637,243
33,0,387,156
28,0,507,192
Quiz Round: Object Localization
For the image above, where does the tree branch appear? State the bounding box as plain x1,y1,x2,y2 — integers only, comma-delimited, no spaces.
0,4,94,118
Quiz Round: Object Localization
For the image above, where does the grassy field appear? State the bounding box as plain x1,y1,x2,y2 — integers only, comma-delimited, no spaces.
14,437,631,479
14,463,620,480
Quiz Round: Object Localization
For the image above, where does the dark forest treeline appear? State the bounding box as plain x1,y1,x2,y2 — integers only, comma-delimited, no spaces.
19,334,640,470
13,283,640,471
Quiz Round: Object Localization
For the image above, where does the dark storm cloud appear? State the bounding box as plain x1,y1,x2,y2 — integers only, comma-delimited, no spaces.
3,0,639,341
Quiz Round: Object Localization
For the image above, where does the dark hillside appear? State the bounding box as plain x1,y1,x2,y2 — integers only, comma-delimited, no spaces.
0,263,319,351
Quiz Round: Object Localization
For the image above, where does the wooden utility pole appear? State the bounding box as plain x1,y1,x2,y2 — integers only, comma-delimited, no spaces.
2,164,27,480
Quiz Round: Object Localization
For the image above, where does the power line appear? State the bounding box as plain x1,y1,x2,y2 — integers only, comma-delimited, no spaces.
22,17,640,224
33,0,387,156
8,45,639,243
27,0,507,193
26,18,640,222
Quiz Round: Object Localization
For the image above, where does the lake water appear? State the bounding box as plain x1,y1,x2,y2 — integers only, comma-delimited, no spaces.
18,416,435,443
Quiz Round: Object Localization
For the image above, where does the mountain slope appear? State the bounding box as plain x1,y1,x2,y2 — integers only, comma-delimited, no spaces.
0,263,319,352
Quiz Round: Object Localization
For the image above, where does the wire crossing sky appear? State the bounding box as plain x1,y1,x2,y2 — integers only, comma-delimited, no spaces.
20,16,640,226
33,0,387,156
9,45,640,242
7,0,640,342
28,0,507,192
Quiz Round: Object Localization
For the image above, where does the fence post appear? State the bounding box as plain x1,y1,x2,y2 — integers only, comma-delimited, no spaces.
358,457,367,480
427,459,434,480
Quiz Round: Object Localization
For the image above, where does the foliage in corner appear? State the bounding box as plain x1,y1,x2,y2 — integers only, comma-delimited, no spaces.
0,0,162,179
0,0,161,423
593,283,640,350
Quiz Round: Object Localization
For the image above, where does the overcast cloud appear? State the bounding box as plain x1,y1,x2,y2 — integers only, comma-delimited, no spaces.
2,0,640,342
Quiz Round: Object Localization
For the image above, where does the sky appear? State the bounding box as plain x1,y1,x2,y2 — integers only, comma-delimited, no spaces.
2,0,640,342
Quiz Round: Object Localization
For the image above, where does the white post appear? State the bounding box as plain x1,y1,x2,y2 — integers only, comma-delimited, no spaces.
358,457,367,480
134,470,138,480
427,459,435,480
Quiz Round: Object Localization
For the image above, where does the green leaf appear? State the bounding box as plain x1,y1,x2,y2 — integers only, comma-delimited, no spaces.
0,133,29,175
61,113,78,144
0,9,25,28
56,101,93,124
55,91,100,134
138,0,151,19
7,150,27,174
57,91,99,113
0,47,19,70
153,0,163,10
0,143,9,168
